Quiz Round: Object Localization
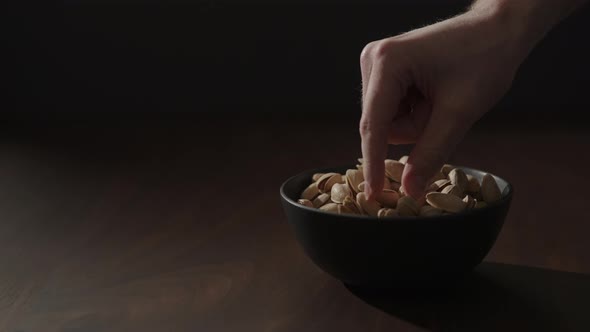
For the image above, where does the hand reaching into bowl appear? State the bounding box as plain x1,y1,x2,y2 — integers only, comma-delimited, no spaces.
360,0,588,200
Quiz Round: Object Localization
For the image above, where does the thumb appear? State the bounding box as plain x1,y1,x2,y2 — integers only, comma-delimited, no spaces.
401,108,473,199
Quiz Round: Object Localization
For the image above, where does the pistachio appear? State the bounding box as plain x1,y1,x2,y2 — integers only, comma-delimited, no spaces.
320,203,340,213
397,196,419,216
430,171,447,182
312,173,324,182
342,196,362,214
298,199,314,208
426,192,466,213
429,179,451,192
441,164,454,176
441,184,464,197
466,174,481,193
382,177,392,190
384,159,404,182
357,181,366,192
376,189,399,208
449,168,468,193
356,192,382,217
345,169,364,195
313,193,331,208
331,183,351,204
481,173,502,203
299,159,504,218
316,173,339,193
389,181,401,192
419,205,443,217
358,178,391,193
323,174,344,193
462,195,476,209
301,182,320,201
378,208,398,218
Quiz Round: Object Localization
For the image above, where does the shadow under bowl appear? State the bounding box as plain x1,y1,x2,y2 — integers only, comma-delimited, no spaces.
280,166,513,289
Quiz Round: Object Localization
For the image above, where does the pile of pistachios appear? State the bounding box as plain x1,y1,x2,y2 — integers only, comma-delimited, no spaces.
298,157,502,218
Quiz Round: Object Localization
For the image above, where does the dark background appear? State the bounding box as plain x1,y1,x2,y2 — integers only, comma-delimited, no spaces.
2,3,590,330
8,1,590,119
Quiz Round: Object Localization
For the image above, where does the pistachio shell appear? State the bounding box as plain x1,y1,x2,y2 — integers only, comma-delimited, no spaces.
441,184,464,197
356,192,382,217
384,159,405,182
389,181,401,192
357,158,364,164
320,202,339,213
357,181,366,192
426,192,466,213
356,165,364,172
346,169,364,195
441,164,454,176
430,171,447,182
382,177,392,190
312,173,324,182
462,195,476,209
298,199,314,208
449,168,468,193
466,174,481,193
397,196,419,216
313,193,331,208
323,174,344,193
376,189,399,208
419,205,443,217
398,155,409,164
301,182,320,201
316,173,339,193
481,173,502,203
378,208,398,218
331,183,351,204
429,179,451,192
342,196,362,214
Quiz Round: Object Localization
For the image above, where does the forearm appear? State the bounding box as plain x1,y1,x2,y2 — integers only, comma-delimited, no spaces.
470,0,588,56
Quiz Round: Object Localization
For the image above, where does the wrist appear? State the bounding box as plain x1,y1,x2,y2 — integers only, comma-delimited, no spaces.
469,0,585,60
469,2,543,59
471,0,587,52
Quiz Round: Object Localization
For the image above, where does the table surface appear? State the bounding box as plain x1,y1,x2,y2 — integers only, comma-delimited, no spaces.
0,112,589,332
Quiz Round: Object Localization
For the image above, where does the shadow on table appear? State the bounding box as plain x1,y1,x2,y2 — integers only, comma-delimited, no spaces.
346,262,590,331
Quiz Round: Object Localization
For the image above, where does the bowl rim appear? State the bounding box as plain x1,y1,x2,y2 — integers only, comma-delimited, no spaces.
280,165,514,221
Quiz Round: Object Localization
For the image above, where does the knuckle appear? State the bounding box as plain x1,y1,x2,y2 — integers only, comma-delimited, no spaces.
372,41,393,63
360,41,377,65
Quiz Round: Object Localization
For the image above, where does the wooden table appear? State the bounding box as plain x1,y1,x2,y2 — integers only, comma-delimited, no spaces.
0,112,589,331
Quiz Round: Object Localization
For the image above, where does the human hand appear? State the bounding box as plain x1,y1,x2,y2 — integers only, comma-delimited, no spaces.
359,3,537,199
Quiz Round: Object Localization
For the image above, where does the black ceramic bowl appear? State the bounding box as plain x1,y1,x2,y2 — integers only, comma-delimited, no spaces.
280,166,513,289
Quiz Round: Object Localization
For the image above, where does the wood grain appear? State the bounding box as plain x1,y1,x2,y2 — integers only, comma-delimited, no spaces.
0,112,588,331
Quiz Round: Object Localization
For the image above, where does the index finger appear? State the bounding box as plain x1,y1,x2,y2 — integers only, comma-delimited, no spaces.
360,60,404,199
